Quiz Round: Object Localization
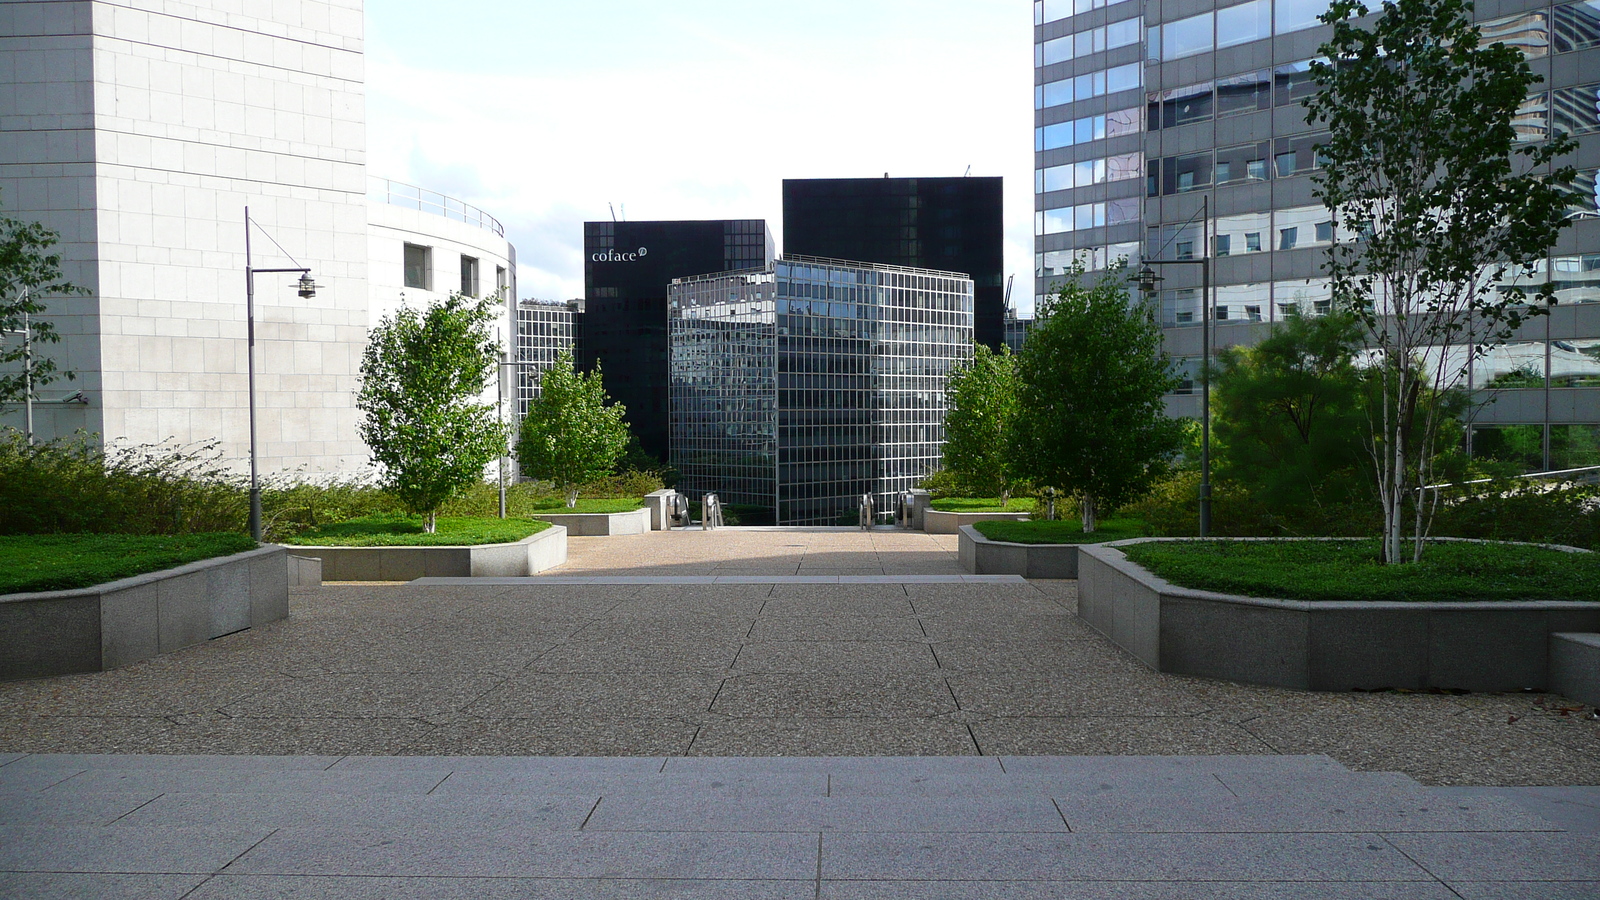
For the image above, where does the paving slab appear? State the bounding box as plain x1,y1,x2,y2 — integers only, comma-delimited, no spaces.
183,875,815,900
227,828,820,879
819,831,1430,881
0,872,210,900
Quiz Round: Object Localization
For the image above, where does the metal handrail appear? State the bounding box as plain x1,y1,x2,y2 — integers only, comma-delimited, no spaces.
367,176,505,237
701,493,724,530
1421,465,1600,493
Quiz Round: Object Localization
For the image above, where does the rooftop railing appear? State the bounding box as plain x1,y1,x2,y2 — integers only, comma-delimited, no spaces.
367,176,504,237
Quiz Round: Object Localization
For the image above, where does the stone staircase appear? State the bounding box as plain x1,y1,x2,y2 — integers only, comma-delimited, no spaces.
2,752,1596,897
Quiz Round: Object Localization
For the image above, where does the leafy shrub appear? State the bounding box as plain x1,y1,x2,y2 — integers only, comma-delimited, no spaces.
0,431,246,536
259,474,402,541
1431,480,1600,549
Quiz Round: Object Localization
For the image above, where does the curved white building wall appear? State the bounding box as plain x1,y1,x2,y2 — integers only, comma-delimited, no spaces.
366,178,517,419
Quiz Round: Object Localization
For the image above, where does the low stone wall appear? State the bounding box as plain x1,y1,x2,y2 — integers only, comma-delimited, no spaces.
1551,633,1600,707
1077,539,1600,692
958,525,1082,578
289,525,567,581
923,509,1031,535
533,507,650,537
0,545,290,679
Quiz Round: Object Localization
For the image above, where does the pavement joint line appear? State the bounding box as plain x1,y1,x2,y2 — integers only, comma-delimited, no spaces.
1377,832,1466,895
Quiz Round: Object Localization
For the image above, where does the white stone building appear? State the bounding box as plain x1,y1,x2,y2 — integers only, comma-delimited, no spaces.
0,0,518,477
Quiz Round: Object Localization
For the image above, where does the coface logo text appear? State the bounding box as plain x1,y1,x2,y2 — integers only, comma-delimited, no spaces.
591,247,649,262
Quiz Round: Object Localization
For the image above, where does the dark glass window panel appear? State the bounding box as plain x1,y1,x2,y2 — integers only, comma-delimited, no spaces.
1162,83,1215,128
1272,134,1326,176
1274,61,1319,106
1552,84,1600,136
1554,1,1600,52
1217,69,1271,116
1216,141,1270,186
1163,151,1213,194
1479,12,1549,56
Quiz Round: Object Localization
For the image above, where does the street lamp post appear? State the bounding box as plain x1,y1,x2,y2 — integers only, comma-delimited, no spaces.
243,206,317,541
1130,195,1213,537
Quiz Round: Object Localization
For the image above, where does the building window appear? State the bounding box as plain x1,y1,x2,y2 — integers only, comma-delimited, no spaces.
496,265,508,298
1215,234,1232,257
1245,232,1262,252
404,243,431,290
1315,221,1335,243
461,255,479,296
1279,228,1299,250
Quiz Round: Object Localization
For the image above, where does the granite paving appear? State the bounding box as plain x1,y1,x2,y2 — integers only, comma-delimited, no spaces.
1,527,1598,896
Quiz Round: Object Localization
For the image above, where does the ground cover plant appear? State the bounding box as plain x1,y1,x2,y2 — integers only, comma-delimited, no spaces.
1120,539,1600,603
0,532,257,594
974,518,1147,545
279,514,550,547
930,497,1036,513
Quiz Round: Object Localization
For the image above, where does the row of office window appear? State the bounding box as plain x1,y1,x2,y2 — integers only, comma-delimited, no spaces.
1035,17,1141,67
1036,63,1143,110
1037,199,1142,235
1035,107,1142,152
1155,254,1600,328
1145,65,1312,132
1137,0,1600,63
1146,134,1325,196
401,242,501,297
1037,152,1143,194
1035,0,1130,26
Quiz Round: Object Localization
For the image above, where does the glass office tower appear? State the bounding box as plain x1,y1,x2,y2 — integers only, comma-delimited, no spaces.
513,299,583,419
584,220,773,462
669,256,974,525
1035,0,1600,471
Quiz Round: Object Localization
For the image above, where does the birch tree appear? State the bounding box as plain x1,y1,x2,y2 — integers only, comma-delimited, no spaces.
1306,0,1576,562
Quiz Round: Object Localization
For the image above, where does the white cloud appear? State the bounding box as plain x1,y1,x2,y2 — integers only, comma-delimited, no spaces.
365,2,1036,312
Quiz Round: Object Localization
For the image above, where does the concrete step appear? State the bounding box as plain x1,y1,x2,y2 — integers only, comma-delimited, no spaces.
2,754,1595,899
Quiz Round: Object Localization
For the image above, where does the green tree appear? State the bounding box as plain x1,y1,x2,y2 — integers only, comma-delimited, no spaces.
1306,0,1577,562
1010,266,1184,532
1,197,88,406
357,293,505,533
516,350,630,507
941,343,1021,502
1212,312,1371,517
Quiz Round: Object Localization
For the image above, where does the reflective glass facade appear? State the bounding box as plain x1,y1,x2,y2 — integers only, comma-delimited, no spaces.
514,299,583,419
783,178,1004,350
584,220,773,461
670,256,974,526
1035,0,1600,472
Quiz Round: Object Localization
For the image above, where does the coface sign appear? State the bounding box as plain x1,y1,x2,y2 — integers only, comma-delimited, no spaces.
591,247,649,263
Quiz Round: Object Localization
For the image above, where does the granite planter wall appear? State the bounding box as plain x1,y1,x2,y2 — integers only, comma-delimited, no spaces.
532,507,650,537
0,545,290,679
289,525,567,581
924,509,1031,535
1077,539,1600,693
958,525,1083,578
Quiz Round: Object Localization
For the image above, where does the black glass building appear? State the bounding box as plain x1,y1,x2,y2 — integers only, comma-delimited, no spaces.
782,177,1004,350
583,220,773,461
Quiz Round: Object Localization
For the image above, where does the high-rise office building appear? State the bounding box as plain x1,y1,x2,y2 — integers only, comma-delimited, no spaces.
669,255,973,526
1034,0,1600,471
583,220,773,461
783,177,1005,350
514,299,584,418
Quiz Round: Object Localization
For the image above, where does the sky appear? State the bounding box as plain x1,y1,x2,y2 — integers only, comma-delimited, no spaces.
364,0,1037,314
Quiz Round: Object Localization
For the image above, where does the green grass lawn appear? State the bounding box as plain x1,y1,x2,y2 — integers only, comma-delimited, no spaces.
930,497,1037,512
0,532,258,595
1120,538,1600,603
280,515,551,547
529,498,646,514
973,518,1149,544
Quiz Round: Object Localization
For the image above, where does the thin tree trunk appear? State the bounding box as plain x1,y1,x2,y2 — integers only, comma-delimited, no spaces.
566,487,578,509
426,510,437,534
1081,495,1097,533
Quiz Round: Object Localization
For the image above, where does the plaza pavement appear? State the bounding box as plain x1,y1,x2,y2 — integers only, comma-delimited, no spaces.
1,527,1597,897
